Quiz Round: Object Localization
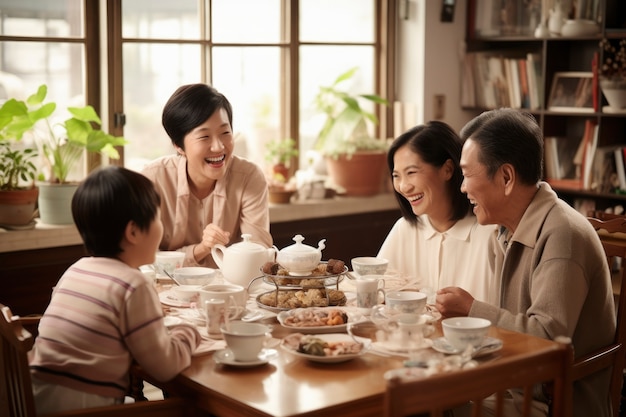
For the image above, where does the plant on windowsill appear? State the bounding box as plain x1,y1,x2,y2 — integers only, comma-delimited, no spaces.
264,138,299,204
264,137,299,181
0,98,41,228
1,84,127,224
312,67,390,196
599,38,626,110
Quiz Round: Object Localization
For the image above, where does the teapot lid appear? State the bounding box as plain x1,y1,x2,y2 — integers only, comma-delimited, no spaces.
228,234,267,253
280,234,326,254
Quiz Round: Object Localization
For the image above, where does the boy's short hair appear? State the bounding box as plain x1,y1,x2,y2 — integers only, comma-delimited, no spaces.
72,166,161,257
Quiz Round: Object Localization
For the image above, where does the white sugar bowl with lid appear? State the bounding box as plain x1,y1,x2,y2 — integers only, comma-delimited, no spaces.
212,234,277,287
276,234,326,276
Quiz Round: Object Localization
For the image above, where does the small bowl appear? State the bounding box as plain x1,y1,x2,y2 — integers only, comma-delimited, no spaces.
172,285,202,303
172,267,217,286
442,317,491,351
351,257,388,276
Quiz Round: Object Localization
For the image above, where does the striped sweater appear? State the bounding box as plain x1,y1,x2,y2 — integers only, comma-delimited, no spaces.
29,257,201,398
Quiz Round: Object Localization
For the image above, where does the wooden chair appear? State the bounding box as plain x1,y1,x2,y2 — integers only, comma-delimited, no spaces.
0,303,197,417
384,340,573,417
573,214,626,417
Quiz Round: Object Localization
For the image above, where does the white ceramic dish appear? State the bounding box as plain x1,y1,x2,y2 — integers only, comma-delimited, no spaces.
277,307,362,334
213,348,278,367
431,336,502,356
159,289,191,308
280,333,370,363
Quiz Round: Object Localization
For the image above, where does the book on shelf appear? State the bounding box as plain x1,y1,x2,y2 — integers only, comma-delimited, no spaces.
461,51,541,110
544,136,583,181
591,146,618,194
582,120,599,190
545,120,598,191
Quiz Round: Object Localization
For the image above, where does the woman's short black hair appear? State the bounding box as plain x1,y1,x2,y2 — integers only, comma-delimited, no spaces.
387,120,471,225
72,166,161,257
460,108,543,186
161,83,233,149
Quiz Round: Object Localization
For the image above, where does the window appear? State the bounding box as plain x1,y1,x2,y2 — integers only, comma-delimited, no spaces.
113,0,392,174
0,0,100,181
1,0,393,177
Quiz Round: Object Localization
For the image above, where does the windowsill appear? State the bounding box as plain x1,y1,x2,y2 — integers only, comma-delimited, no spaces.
0,193,398,253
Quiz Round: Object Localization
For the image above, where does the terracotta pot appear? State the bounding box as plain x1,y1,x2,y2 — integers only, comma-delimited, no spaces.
325,151,387,196
0,187,39,227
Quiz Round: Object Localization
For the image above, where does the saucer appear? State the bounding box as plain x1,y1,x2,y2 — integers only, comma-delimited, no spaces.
213,348,277,367
159,289,191,308
431,336,502,357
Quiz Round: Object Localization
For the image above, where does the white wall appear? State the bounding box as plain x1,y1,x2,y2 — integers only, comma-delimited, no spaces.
397,0,476,133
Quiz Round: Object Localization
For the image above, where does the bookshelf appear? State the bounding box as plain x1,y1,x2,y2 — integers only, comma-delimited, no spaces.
464,0,626,213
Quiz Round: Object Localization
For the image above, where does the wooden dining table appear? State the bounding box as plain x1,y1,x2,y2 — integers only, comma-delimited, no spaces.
138,284,562,417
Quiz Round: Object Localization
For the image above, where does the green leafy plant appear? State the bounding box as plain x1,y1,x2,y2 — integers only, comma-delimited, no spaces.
264,137,299,166
313,67,389,159
0,84,127,184
0,142,37,190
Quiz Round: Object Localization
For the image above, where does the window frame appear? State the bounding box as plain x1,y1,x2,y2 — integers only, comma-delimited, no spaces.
107,0,397,172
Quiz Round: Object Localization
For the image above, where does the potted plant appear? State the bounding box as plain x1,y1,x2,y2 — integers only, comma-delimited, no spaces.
264,137,298,181
5,84,127,224
599,38,626,110
264,138,299,204
312,67,389,196
0,97,43,228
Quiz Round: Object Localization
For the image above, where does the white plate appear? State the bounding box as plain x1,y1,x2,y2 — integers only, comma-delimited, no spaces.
431,336,502,357
277,307,363,334
213,348,277,367
371,338,433,357
159,289,191,308
280,333,370,363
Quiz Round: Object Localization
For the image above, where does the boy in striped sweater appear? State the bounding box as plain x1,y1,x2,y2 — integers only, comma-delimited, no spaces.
29,166,201,414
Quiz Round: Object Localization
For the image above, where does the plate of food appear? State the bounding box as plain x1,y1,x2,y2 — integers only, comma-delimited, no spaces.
277,307,363,334
280,332,370,363
256,288,347,312
261,260,348,287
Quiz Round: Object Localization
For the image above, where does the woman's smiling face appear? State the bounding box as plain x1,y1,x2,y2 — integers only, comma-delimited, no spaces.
181,107,234,183
392,144,453,219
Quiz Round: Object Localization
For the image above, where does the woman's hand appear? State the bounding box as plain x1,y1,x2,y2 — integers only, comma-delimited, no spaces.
435,286,474,318
193,224,231,262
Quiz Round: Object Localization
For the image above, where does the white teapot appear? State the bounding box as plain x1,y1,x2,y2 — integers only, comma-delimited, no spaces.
276,234,326,276
211,234,277,287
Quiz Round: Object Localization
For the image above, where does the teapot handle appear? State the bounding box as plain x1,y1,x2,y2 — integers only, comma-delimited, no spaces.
211,244,227,269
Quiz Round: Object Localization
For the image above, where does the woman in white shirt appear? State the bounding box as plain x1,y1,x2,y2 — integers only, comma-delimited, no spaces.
378,121,498,304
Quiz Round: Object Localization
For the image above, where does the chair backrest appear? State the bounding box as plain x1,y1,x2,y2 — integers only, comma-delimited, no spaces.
384,341,572,417
574,214,626,417
0,303,193,417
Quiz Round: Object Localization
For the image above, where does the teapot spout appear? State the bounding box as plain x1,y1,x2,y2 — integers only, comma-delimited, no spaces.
317,239,326,251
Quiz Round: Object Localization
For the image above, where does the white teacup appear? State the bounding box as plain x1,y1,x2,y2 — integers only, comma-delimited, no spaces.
355,275,385,314
154,251,185,278
385,291,427,314
442,317,491,351
199,284,247,312
221,321,272,362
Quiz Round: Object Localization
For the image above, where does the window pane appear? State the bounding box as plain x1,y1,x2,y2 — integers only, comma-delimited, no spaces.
122,43,202,172
300,0,374,42
0,41,85,106
212,46,282,173
299,45,376,167
122,0,200,40
212,0,283,43
0,0,84,37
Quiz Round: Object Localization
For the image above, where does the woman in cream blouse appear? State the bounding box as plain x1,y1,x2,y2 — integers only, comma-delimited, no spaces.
378,121,498,304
